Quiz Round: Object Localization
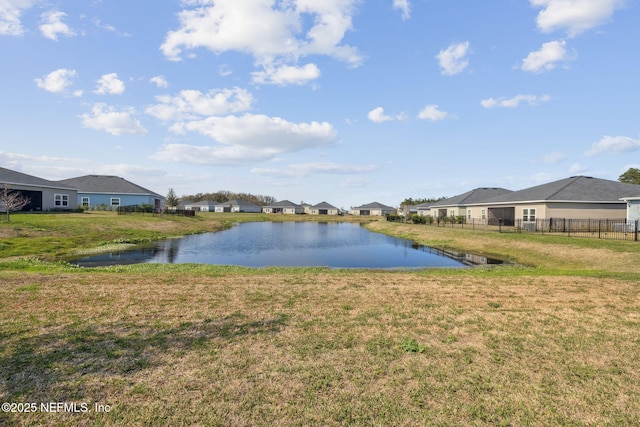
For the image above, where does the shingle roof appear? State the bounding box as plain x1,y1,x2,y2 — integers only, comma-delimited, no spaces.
186,200,217,206
58,175,163,198
353,202,395,210
312,201,338,209
427,187,512,208
0,166,77,191
220,199,262,208
481,176,640,204
265,200,302,208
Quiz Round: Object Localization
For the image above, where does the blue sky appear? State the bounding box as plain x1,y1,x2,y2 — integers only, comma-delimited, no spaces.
1,0,639,209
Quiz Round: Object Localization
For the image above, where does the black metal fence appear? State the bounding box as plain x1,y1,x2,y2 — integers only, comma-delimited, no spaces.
391,215,640,242
506,218,639,241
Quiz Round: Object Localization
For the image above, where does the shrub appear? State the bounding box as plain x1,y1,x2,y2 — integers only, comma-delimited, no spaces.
411,214,426,224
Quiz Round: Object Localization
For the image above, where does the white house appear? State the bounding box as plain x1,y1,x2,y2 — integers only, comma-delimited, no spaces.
214,199,262,213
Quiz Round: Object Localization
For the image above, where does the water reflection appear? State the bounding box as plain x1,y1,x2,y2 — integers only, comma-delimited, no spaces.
70,222,503,268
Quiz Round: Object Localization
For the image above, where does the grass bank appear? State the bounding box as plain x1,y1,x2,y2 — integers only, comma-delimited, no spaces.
1,213,639,426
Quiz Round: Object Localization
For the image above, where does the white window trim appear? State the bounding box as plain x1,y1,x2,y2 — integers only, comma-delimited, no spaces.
54,194,69,207
110,198,121,207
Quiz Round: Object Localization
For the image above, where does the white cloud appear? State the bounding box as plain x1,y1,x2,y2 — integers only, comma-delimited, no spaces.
481,94,551,108
160,0,363,73
146,88,254,121
522,40,573,73
251,63,321,86
569,163,588,174
436,41,470,76
39,10,76,41
417,104,449,121
34,68,77,93
367,107,394,123
540,151,566,163
0,0,35,36
150,75,169,88
393,0,411,20
585,135,640,157
94,73,125,95
252,162,378,178
80,103,148,136
154,114,337,165
530,0,625,37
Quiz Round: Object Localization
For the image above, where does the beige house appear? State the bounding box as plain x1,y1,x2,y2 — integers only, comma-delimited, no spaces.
263,200,304,214
309,201,340,215
349,202,395,216
419,187,512,221
467,176,640,225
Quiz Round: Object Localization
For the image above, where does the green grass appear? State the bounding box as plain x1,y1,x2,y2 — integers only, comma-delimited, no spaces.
1,212,640,425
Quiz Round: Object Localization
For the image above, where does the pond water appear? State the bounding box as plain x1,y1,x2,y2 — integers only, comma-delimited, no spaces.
70,221,501,269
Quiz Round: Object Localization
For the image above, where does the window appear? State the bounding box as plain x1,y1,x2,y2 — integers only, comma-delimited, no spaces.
110,198,120,207
54,194,69,207
467,209,472,220
523,208,536,222
481,209,486,220
449,209,456,217
81,197,90,208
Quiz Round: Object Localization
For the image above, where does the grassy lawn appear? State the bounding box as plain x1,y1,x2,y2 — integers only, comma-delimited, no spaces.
1,212,639,426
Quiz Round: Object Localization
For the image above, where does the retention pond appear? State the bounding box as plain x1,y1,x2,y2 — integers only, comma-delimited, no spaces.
70,221,503,269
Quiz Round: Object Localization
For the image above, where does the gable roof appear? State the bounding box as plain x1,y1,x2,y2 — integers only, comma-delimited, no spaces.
0,166,77,191
58,175,164,198
219,199,262,208
312,201,338,210
184,200,217,206
427,187,512,208
353,202,395,210
481,176,640,204
265,200,302,208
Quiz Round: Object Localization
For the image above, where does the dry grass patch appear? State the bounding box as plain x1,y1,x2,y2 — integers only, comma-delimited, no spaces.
1,270,638,426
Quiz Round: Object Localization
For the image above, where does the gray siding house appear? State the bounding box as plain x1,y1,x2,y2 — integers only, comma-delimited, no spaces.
621,196,640,222
0,166,78,211
58,175,165,211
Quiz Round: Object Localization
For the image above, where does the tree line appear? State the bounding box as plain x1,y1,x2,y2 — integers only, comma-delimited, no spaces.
166,189,277,208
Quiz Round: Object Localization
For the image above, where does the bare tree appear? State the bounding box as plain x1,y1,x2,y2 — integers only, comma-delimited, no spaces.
0,183,30,222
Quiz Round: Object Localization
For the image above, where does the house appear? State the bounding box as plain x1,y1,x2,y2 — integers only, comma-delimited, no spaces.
468,176,640,225
309,201,340,215
421,187,513,221
184,200,218,212
621,196,640,222
262,200,304,214
0,166,79,211
349,202,395,216
58,175,164,211
213,199,262,213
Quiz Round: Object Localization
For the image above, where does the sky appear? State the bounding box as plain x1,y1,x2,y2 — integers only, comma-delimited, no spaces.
1,0,639,209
